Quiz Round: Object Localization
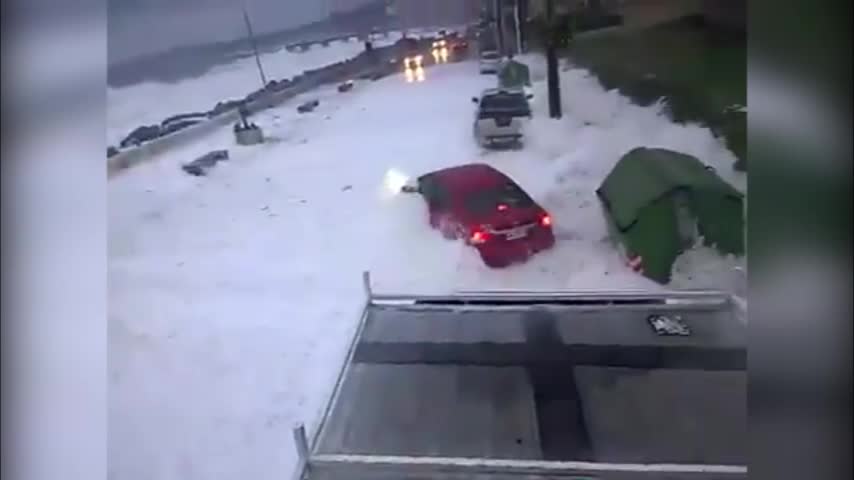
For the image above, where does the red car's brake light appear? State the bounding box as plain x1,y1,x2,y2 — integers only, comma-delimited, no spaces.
470,229,489,244
541,215,552,227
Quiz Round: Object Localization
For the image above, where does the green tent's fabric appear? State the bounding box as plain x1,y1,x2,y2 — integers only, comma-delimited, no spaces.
498,59,532,89
597,147,743,231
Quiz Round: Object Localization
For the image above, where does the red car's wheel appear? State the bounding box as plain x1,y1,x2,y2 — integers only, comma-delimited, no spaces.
438,217,460,240
479,249,509,268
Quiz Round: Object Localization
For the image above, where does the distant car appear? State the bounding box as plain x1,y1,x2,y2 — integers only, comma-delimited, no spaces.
443,32,468,59
472,88,532,149
403,54,423,70
403,163,555,268
479,50,501,73
431,39,450,63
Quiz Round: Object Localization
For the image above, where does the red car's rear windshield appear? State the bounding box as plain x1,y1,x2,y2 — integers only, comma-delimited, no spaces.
464,182,535,214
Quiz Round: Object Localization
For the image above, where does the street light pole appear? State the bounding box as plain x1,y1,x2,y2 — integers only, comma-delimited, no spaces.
494,0,504,54
240,0,268,88
545,0,562,118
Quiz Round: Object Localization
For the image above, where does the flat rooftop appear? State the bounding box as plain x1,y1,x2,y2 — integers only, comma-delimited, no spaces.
314,302,746,466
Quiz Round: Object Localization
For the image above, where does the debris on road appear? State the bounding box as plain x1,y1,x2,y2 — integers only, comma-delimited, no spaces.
297,100,320,113
181,150,229,176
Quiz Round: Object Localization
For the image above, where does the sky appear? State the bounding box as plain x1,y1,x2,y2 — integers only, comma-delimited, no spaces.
107,0,376,64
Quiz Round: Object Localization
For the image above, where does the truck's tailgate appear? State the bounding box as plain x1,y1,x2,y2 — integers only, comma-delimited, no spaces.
296,287,746,480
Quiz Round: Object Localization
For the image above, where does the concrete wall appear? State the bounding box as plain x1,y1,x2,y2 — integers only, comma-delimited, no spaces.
395,0,479,30
107,44,409,178
107,82,314,177
528,0,701,25
613,0,701,28
527,0,744,31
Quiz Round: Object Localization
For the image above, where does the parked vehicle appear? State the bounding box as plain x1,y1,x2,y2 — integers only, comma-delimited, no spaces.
472,88,532,149
479,49,501,74
403,163,555,268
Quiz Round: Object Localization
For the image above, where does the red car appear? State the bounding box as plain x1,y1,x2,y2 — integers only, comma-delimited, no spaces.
404,163,555,267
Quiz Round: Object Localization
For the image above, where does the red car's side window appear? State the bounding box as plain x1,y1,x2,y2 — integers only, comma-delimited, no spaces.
420,176,451,211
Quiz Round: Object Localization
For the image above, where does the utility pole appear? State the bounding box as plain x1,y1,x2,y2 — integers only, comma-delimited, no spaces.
513,0,522,54
545,0,562,118
240,0,268,88
494,0,504,54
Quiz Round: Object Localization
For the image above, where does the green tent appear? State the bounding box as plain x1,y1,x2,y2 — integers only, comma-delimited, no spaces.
596,147,745,284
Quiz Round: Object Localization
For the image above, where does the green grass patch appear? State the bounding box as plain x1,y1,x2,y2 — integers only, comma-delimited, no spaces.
566,16,746,169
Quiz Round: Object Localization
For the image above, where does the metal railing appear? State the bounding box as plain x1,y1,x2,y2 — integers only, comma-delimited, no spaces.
290,271,745,480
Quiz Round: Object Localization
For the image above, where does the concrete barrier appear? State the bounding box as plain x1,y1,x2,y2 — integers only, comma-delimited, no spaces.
107,52,392,177
107,79,317,177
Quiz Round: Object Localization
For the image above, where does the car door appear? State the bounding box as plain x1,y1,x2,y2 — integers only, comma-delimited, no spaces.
421,177,460,238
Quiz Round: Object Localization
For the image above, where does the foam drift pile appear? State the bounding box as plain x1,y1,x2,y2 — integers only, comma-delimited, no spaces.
109,60,745,480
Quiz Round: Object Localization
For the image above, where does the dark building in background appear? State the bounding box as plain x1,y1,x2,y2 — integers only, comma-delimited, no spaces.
326,0,480,36
393,0,480,30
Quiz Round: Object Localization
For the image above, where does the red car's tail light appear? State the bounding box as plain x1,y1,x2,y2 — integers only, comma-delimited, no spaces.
627,254,644,272
470,230,489,244
541,215,552,227
497,203,508,211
